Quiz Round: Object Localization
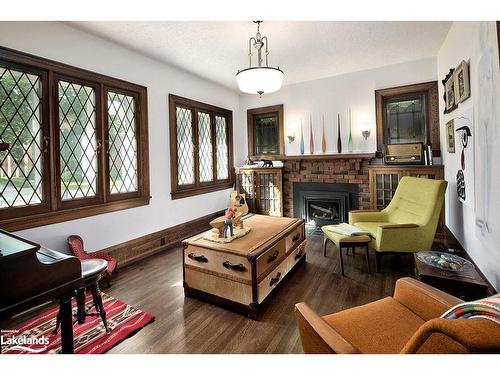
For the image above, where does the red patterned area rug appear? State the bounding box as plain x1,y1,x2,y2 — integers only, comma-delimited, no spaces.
1,293,154,354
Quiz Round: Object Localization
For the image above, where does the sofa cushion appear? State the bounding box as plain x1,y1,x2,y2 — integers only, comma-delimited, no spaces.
323,297,425,354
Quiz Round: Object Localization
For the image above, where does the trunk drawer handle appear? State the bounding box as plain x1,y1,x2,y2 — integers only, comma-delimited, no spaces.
188,253,208,263
267,250,279,264
222,261,247,272
270,272,282,287
295,249,304,260
292,233,301,242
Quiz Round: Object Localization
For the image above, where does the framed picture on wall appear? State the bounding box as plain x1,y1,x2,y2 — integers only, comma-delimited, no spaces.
454,60,471,104
446,119,455,153
442,68,457,114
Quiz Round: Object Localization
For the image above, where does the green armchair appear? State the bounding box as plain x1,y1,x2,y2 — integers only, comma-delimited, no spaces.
349,176,447,271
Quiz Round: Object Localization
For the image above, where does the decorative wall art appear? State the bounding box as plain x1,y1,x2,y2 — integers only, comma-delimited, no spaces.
475,21,499,242
442,68,458,114
454,110,475,209
446,119,455,153
321,114,327,153
454,60,471,104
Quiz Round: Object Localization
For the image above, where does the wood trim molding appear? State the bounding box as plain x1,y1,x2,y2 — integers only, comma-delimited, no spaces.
247,104,285,160
102,209,225,268
375,81,441,157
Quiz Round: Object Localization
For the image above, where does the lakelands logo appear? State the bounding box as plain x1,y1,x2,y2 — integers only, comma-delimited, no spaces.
1,330,49,353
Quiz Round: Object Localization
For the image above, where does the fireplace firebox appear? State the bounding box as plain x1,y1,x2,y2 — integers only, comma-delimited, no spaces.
293,182,358,233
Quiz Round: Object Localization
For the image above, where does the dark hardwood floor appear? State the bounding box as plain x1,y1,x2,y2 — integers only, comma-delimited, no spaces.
105,233,414,354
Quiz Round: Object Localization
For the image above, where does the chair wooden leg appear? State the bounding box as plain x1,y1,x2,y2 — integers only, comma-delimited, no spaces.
75,288,86,324
365,245,371,274
323,236,328,257
90,283,110,333
339,245,345,276
106,273,111,288
375,252,382,273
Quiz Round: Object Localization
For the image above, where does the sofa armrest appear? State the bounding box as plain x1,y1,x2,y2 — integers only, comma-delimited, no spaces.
401,318,500,353
294,303,360,354
393,277,463,321
348,210,386,224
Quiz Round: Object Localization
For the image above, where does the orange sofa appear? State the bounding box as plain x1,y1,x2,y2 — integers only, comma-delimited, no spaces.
295,277,500,353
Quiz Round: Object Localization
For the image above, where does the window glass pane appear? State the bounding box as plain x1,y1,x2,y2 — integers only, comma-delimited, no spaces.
108,91,138,194
58,80,97,200
176,106,194,185
254,112,279,154
198,111,213,182
215,115,228,180
0,66,43,208
384,94,426,144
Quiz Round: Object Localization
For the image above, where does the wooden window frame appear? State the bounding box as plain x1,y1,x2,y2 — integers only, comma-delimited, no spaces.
247,104,285,161
169,94,234,200
375,81,440,157
0,46,150,231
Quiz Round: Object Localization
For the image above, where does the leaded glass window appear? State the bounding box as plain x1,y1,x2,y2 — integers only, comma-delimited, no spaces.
0,66,43,208
58,80,97,200
384,94,427,144
198,111,213,182
176,106,195,185
169,95,233,199
108,91,138,194
215,115,228,180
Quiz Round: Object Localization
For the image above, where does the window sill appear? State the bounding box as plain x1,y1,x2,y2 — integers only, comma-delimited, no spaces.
171,182,234,200
0,196,151,232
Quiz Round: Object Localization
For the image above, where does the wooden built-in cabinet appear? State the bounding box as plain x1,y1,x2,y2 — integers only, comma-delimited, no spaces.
368,165,444,210
236,167,283,216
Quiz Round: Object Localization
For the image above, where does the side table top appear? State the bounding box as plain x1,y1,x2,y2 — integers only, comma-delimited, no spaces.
413,253,489,287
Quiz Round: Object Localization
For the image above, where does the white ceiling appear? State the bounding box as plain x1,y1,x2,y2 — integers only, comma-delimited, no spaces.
70,21,452,91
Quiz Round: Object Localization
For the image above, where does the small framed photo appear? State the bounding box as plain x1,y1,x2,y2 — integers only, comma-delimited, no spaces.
446,119,455,153
442,68,457,114
454,60,470,104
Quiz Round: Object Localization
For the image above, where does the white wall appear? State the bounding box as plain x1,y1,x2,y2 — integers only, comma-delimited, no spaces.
0,22,246,252
239,58,438,156
437,21,500,291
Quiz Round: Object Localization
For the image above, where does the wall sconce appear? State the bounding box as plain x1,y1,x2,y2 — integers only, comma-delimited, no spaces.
286,130,295,143
361,129,371,140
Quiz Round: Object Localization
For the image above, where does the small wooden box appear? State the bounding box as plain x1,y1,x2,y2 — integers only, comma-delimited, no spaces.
182,214,306,319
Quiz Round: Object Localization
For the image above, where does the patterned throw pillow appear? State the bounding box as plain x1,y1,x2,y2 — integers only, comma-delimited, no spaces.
441,294,500,324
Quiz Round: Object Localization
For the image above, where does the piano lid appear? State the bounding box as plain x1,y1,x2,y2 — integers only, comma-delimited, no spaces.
0,229,40,261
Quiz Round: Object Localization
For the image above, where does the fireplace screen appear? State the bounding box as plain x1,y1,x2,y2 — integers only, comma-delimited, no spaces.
305,198,344,228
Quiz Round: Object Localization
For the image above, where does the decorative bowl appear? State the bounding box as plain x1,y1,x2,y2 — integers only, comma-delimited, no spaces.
416,251,475,272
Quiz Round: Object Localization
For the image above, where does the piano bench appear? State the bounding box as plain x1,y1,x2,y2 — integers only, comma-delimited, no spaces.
53,259,110,335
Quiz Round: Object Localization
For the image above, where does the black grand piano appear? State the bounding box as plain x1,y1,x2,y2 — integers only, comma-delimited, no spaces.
0,229,83,353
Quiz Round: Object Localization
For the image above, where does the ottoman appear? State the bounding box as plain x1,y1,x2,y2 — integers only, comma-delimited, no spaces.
321,225,371,276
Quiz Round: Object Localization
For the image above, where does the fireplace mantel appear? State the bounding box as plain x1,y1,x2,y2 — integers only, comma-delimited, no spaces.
283,153,375,161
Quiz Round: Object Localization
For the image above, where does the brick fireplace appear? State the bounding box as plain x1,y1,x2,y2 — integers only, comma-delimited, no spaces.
282,157,372,220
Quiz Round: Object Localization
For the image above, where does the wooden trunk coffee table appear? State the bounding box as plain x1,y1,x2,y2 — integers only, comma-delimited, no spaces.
182,214,306,319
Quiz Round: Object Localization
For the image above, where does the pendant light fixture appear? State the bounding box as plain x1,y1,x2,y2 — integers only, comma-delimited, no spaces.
236,21,284,97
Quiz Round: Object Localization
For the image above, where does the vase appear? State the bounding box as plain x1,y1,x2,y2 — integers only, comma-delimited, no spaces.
309,115,314,154
300,119,305,155
321,114,326,153
337,113,342,154
347,108,353,152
